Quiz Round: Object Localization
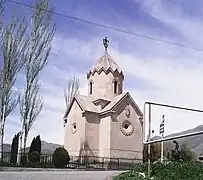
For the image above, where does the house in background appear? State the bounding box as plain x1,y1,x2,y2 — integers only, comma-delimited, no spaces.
63,38,143,159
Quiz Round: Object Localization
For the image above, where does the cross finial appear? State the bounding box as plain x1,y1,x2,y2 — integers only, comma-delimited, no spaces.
103,37,109,52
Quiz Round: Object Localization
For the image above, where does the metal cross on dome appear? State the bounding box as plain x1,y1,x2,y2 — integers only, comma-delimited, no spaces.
103,37,109,52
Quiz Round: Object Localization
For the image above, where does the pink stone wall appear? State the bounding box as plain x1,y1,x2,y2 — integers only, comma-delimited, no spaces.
83,112,100,156
109,97,143,159
64,101,85,156
64,96,143,159
88,71,123,100
99,115,111,157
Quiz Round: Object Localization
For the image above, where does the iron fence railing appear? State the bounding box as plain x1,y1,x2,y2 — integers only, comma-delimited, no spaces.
0,152,143,170
144,101,203,177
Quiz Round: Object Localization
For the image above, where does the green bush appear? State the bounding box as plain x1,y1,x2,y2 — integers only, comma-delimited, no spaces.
10,134,19,164
180,144,195,161
52,147,70,168
113,170,152,180
114,162,203,180
28,151,40,163
152,162,203,180
0,161,15,167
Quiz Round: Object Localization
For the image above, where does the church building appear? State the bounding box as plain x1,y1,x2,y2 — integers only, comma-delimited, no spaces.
63,38,143,159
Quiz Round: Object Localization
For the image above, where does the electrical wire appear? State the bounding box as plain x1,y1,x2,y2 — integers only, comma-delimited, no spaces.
7,0,203,52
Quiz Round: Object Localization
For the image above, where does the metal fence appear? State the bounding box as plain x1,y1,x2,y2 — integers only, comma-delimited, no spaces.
144,101,203,177
0,152,142,170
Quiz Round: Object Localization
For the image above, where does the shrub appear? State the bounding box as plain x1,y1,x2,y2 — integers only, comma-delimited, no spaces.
29,135,41,154
28,151,40,163
52,147,70,168
35,135,42,154
180,144,195,161
113,170,152,180
143,143,161,163
29,137,36,153
0,161,14,167
114,162,203,180
10,133,19,164
151,162,203,180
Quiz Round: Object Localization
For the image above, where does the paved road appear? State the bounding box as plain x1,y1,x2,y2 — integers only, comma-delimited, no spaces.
0,171,123,180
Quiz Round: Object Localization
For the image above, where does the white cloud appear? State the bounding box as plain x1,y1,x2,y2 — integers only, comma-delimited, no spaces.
137,0,203,46
52,35,102,63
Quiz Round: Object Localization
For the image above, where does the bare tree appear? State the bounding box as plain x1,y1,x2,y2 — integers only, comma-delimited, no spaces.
0,0,5,111
19,79,43,157
0,0,4,45
18,0,55,163
64,76,80,109
63,76,80,127
0,13,28,161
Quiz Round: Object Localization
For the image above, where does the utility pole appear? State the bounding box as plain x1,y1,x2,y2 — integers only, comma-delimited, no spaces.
159,115,165,163
161,134,164,162
147,104,152,177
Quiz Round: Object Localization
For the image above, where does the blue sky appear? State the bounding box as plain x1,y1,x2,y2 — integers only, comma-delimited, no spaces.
3,0,203,145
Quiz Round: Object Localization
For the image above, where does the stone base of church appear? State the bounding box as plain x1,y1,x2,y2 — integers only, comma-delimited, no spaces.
109,149,143,159
68,148,142,160
67,148,142,170
68,149,100,157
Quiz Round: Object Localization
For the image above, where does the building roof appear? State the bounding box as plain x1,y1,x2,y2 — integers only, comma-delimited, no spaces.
63,92,143,119
87,52,124,78
76,95,100,113
63,95,100,118
100,93,125,113
100,92,143,116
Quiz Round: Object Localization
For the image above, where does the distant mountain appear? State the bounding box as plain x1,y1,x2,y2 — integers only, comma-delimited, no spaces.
166,125,203,156
151,125,203,157
40,141,62,154
3,141,62,154
151,136,162,141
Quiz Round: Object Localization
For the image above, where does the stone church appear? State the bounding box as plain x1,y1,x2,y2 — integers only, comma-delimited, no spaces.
63,38,143,159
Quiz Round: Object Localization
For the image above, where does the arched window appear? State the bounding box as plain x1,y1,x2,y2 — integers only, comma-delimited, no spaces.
114,81,117,94
90,81,93,94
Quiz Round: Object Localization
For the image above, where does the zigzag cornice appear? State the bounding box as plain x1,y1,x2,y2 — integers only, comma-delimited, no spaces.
87,66,124,79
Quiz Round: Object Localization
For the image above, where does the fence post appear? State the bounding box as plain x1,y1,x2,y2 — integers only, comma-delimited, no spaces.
102,157,104,170
117,158,120,170
84,156,87,169
40,154,42,168
147,103,152,177
85,156,88,169
20,151,22,166
45,154,47,168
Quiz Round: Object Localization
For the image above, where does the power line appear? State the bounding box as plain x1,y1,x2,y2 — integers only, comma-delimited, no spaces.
7,0,203,52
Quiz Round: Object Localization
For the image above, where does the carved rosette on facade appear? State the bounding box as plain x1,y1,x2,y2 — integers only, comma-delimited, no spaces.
120,105,135,136
120,119,135,136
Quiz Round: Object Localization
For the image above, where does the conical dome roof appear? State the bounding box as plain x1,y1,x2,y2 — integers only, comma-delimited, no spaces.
87,37,124,79
93,52,122,72
87,52,123,79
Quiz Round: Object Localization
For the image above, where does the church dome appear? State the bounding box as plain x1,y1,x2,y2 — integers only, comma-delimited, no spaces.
86,37,124,99
87,37,124,79
87,51,123,78
93,52,122,72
